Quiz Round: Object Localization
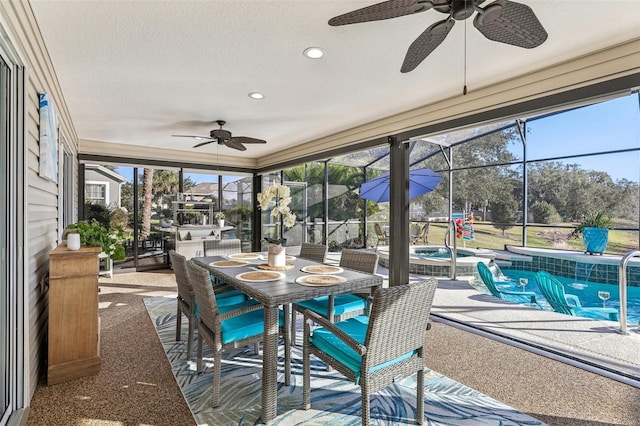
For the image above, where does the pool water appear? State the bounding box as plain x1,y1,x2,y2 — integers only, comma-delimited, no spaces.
494,268,640,324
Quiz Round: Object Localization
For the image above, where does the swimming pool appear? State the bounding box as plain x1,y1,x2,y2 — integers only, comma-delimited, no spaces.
478,268,640,324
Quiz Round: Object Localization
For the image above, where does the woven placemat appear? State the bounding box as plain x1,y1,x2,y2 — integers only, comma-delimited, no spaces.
256,263,295,271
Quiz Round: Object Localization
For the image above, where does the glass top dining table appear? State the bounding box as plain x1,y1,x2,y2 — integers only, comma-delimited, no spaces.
192,253,383,423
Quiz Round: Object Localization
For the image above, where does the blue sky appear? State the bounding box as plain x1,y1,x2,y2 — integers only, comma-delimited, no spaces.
526,94,640,181
116,93,640,183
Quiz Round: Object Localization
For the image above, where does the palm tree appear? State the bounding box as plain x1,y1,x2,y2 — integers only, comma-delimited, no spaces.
141,168,154,240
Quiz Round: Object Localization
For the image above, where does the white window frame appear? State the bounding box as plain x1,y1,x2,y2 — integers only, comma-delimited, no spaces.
85,180,109,206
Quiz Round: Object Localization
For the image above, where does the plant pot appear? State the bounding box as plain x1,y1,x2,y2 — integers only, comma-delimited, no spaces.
67,233,81,250
267,243,286,267
582,227,608,254
217,219,225,228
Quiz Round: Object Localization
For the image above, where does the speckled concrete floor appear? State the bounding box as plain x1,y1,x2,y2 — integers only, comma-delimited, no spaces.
27,270,195,426
26,268,640,426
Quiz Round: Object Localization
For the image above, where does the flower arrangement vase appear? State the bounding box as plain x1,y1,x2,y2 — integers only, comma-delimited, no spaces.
267,243,286,267
218,219,225,228
582,227,608,255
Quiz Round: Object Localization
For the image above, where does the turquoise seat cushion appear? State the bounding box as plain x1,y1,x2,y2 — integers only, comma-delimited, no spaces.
310,315,415,384
221,308,284,344
296,294,366,317
216,290,247,307
194,294,253,317
219,298,259,314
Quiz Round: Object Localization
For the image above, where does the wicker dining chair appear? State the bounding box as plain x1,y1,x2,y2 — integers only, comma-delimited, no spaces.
298,242,328,263
290,242,329,343
292,250,379,345
187,260,291,407
169,250,249,360
302,279,437,425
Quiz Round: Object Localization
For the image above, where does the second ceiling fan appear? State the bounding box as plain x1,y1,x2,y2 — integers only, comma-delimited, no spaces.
329,0,548,73
172,120,266,151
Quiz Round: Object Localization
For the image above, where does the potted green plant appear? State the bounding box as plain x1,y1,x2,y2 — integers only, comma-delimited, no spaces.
214,211,226,227
573,210,612,255
66,219,126,260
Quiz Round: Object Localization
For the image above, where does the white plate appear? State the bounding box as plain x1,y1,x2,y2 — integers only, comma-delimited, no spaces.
228,253,261,260
209,260,249,268
235,271,285,282
295,275,347,286
258,254,296,262
300,265,344,275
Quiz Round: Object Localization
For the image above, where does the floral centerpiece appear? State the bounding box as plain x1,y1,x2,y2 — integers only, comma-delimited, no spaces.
257,184,296,267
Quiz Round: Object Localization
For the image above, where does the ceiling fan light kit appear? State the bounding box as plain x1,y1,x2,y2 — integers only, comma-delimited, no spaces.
171,120,267,151
329,0,547,72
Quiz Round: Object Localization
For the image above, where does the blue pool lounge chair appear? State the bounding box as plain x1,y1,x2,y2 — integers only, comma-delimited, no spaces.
477,262,540,307
534,271,619,321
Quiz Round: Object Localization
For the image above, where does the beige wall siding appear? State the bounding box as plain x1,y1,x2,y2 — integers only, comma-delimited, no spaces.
0,0,78,400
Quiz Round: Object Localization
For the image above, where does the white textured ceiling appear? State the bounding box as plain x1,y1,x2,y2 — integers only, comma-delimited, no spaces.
30,0,640,162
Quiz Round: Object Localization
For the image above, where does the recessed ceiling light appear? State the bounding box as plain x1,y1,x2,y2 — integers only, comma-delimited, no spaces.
248,92,264,100
303,47,324,59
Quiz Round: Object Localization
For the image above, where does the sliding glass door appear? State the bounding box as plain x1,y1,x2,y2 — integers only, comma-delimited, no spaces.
0,50,9,426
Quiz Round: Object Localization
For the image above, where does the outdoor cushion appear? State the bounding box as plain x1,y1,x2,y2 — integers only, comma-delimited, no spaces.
295,294,366,317
221,308,284,344
216,291,249,307
310,315,415,384
218,298,259,313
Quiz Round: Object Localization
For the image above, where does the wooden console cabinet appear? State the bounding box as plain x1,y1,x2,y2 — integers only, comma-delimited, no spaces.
47,244,101,385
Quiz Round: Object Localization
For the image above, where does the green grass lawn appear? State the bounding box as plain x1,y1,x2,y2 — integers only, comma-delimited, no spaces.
416,221,638,255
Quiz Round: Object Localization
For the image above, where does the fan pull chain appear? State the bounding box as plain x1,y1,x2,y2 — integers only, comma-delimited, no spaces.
463,0,468,95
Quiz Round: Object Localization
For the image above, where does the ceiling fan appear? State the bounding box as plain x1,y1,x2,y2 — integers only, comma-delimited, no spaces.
172,120,266,151
329,0,548,73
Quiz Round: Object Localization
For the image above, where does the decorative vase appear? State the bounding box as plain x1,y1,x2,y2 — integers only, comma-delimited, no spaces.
218,219,225,228
582,227,608,254
267,243,286,267
67,233,81,251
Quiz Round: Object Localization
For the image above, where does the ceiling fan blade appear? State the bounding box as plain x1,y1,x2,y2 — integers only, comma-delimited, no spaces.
193,139,215,148
172,134,210,139
328,0,433,26
401,18,454,73
225,139,247,151
473,0,547,49
232,136,267,144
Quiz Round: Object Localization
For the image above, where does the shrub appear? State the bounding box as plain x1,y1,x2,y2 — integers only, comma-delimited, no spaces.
530,200,561,224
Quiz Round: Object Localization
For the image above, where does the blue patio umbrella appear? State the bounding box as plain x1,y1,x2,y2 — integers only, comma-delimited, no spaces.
359,168,443,203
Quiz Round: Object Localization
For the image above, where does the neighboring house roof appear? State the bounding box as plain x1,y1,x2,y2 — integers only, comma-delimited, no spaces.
190,182,217,193
85,164,128,184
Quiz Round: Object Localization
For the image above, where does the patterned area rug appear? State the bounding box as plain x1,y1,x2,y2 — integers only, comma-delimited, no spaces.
145,296,545,426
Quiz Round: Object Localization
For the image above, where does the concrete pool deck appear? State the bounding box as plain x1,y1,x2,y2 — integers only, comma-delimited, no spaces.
429,278,640,387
